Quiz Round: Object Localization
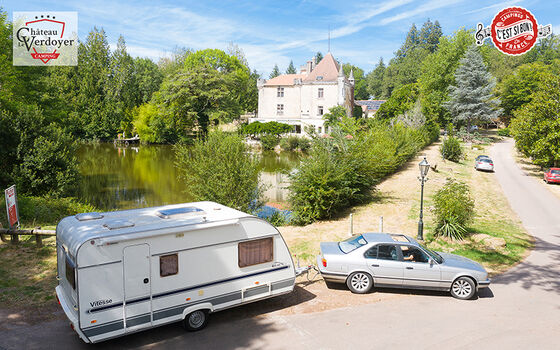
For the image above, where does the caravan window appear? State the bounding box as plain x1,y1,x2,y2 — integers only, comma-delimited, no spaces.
238,237,273,267
160,254,178,277
65,255,76,290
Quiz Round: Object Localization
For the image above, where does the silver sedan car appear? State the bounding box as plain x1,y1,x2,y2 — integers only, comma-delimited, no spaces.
475,156,494,172
317,233,490,300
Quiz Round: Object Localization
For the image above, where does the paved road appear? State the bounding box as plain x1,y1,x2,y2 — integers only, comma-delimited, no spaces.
1,139,559,349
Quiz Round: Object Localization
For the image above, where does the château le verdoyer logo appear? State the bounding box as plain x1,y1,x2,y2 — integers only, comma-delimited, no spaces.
13,12,78,66
475,7,552,55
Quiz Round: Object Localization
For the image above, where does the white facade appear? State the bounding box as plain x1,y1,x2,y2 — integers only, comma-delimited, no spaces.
251,53,354,136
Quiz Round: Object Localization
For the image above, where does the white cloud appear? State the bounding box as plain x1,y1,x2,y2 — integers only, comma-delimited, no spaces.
379,0,464,25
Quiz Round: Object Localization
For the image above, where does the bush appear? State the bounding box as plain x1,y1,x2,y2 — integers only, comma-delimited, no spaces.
241,121,292,137
280,136,311,152
0,195,97,228
497,128,510,137
175,131,264,213
289,121,436,224
260,134,279,151
440,136,463,162
432,179,475,240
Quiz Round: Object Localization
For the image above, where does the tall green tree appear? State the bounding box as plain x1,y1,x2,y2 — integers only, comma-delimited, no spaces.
418,19,443,53
418,28,474,125
270,64,281,78
315,52,323,64
445,44,502,131
366,58,386,99
286,60,297,74
510,71,560,167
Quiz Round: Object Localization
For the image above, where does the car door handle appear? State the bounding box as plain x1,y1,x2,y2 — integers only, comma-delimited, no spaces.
406,267,413,270
371,264,380,267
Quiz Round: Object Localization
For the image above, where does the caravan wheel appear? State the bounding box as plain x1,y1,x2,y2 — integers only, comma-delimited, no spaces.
183,310,209,331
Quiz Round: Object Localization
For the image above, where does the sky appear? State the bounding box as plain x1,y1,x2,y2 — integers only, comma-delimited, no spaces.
3,0,559,75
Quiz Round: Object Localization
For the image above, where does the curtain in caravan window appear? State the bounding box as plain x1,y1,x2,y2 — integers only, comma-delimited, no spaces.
160,253,179,277
238,237,273,267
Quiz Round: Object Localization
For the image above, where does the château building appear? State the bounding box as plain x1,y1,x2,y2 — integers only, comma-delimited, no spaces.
250,53,355,135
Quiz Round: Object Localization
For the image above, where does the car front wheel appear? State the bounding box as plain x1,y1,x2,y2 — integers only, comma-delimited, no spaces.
347,272,373,294
450,277,476,300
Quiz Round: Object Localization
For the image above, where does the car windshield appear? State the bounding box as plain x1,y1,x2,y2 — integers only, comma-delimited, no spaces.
480,158,492,163
419,243,444,264
339,235,368,254
551,170,560,175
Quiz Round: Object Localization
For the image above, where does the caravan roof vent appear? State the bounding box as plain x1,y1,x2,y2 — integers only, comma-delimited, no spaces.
103,219,134,230
157,207,205,219
75,212,104,221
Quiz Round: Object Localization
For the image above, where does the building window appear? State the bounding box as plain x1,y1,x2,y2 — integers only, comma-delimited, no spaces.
318,106,324,116
238,237,274,267
277,104,284,115
318,88,324,98
65,255,76,290
160,253,179,277
294,125,301,134
277,87,284,97
317,126,322,134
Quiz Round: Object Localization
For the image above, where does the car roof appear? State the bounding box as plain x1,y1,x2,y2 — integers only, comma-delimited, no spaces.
476,155,490,158
362,233,420,246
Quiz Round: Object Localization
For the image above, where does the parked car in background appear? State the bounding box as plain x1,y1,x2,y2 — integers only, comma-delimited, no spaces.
544,168,560,184
475,156,494,172
317,233,490,300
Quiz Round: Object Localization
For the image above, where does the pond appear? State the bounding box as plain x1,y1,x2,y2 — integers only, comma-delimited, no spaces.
77,143,300,211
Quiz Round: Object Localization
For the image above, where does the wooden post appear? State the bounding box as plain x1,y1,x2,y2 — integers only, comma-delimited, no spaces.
0,223,6,243
35,227,43,247
11,228,19,244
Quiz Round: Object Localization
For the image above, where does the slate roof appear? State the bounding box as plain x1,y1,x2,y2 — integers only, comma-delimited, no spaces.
355,100,387,111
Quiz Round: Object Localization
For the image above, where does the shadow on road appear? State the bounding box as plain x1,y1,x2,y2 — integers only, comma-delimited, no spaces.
0,286,317,350
492,236,560,293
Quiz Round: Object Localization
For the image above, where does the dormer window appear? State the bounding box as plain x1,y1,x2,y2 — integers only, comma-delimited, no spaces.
277,87,284,97
316,76,323,81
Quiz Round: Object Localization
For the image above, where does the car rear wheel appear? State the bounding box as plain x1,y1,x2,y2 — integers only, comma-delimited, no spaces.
450,277,476,300
347,272,373,294
183,309,209,331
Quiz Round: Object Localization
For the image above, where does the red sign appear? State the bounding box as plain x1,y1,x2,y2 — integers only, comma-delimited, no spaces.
5,185,19,229
475,7,551,56
491,7,538,55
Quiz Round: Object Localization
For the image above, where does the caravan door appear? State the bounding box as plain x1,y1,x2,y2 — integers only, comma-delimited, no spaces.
123,244,152,332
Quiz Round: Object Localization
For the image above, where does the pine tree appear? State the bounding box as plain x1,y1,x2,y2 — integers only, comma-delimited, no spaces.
445,44,502,133
315,52,323,64
286,60,297,74
395,24,419,59
269,64,281,78
366,57,386,99
419,19,442,53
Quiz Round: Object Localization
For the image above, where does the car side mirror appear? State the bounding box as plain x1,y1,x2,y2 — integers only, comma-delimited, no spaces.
429,258,435,265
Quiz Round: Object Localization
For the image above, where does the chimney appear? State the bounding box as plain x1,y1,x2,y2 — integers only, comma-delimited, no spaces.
311,57,316,71
306,60,312,74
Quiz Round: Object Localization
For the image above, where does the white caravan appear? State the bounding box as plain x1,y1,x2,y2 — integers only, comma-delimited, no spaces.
55,201,296,343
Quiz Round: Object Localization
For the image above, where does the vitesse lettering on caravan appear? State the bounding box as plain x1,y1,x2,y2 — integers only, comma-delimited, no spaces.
90,299,112,308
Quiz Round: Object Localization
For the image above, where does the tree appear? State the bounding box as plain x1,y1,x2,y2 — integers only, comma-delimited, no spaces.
418,19,442,53
322,106,347,129
418,29,474,125
343,64,368,100
395,24,419,59
366,58,385,99
315,52,323,64
175,131,264,212
376,83,419,120
498,61,551,123
510,71,560,167
286,60,297,74
270,64,281,78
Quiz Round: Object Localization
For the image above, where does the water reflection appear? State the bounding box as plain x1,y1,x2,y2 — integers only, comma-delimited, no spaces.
77,144,300,211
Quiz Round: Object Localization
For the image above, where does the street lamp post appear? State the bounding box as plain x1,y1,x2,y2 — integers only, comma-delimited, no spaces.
417,157,430,241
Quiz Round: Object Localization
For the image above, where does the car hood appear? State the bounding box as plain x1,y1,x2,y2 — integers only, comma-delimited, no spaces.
438,252,486,272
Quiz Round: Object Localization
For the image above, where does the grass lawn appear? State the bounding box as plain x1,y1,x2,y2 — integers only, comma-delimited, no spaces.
281,132,533,275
